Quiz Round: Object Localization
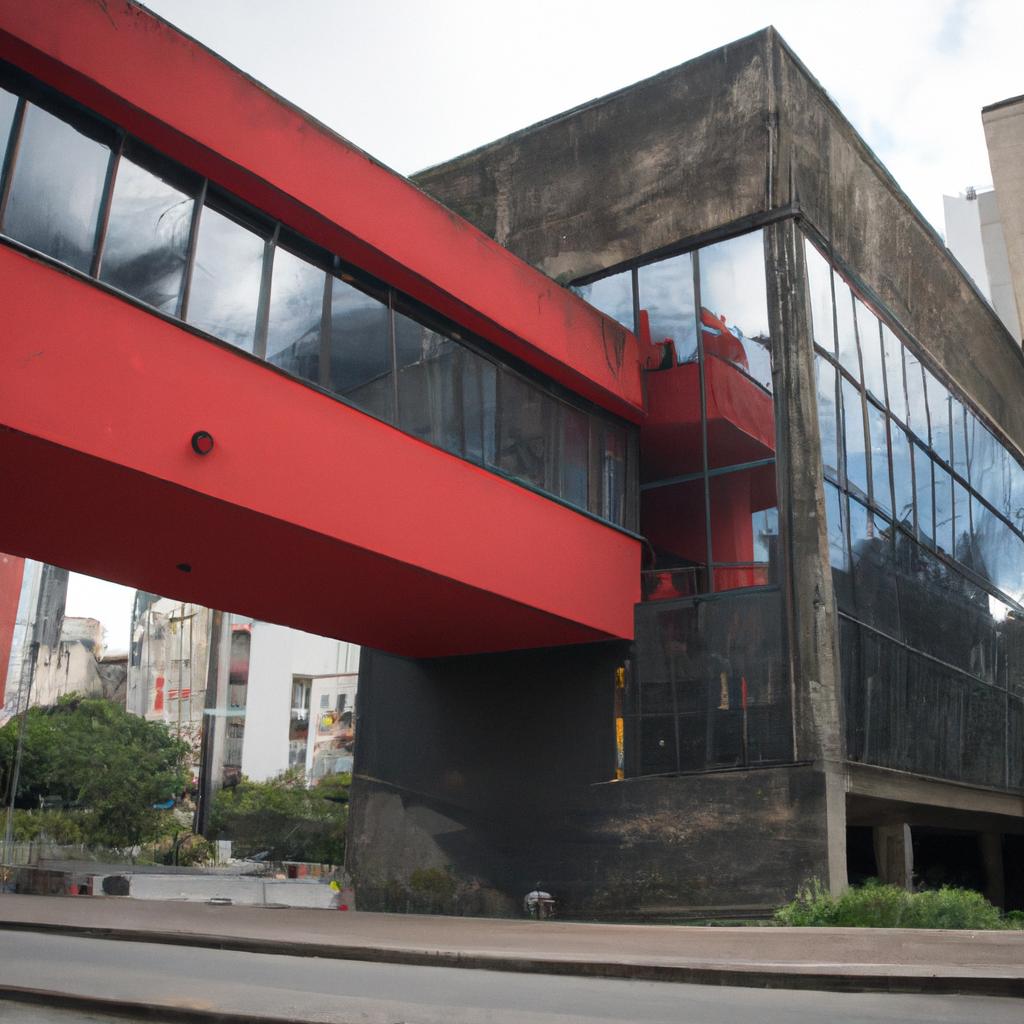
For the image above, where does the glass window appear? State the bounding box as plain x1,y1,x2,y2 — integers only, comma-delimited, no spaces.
2,101,111,273
556,401,590,508
933,463,953,555
699,232,772,391
805,239,835,355
497,371,556,493
881,325,907,424
867,400,891,516
186,204,265,352
641,478,708,596
327,274,392,422
637,254,696,363
709,463,778,591
598,421,628,527
924,368,951,464
891,425,914,528
953,479,972,566
834,280,860,379
395,312,461,454
574,269,634,333
265,246,325,384
0,86,17,175
815,355,840,480
903,349,929,443
849,499,899,632
914,443,933,545
824,480,849,573
842,378,868,497
951,399,969,481
967,415,1004,512
856,300,885,403
973,496,1024,605
99,148,195,314
460,347,497,467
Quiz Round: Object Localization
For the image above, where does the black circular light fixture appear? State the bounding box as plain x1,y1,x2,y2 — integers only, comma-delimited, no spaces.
176,563,192,573
190,430,215,456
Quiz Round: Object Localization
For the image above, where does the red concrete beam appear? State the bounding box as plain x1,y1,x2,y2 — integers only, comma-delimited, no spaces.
0,248,639,655
0,0,643,422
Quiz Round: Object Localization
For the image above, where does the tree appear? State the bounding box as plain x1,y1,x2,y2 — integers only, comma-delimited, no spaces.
0,695,191,850
208,769,348,865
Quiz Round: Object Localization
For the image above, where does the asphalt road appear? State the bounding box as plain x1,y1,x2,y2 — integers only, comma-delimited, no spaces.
0,930,1021,1024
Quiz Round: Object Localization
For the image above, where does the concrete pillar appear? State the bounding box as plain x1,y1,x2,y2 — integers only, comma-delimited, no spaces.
873,823,913,890
765,218,847,895
979,832,1005,909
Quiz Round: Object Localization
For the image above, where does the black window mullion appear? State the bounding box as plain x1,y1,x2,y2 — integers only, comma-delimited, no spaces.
0,95,26,227
252,224,278,360
177,177,207,321
90,133,124,279
319,266,333,390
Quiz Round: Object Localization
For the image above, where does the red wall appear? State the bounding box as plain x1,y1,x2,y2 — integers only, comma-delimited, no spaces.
0,0,643,423
0,551,25,705
0,248,639,656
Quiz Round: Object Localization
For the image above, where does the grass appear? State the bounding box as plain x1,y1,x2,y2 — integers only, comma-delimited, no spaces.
775,879,1023,930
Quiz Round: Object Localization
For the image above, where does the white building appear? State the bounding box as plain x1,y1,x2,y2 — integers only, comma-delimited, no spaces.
943,188,1022,343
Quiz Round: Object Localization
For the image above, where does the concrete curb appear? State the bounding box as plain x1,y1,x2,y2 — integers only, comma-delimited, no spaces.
0,985,323,1024
3,919,1023,998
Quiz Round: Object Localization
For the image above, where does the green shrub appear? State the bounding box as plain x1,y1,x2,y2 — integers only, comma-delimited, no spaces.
12,808,85,845
1004,910,1024,930
777,879,1011,929
208,769,348,865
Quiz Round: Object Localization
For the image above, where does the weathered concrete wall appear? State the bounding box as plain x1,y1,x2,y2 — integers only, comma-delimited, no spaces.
349,645,829,917
414,31,774,284
774,43,1024,455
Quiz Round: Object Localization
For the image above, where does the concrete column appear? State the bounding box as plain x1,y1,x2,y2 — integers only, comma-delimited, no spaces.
873,824,913,890
979,832,1005,909
765,218,847,895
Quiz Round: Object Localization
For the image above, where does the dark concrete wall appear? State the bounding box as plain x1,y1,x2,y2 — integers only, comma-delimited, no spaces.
414,31,774,284
350,644,830,917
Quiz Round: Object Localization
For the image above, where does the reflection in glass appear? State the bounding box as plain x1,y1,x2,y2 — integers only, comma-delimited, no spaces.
834,280,860,379
575,269,634,332
824,480,849,572
266,247,325,384
637,254,696,362
699,232,771,390
641,478,707,596
395,313,461,453
903,349,929,442
709,464,778,590
914,443,933,545
497,371,554,492
805,239,835,354
187,205,265,351
933,463,953,555
867,400,891,516
953,479,972,564
881,325,907,424
925,368,951,464
849,499,899,632
891,426,914,527
856,300,885,402
951,400,969,481
460,348,497,467
842,378,868,496
966,416,1007,513
99,153,194,314
973,496,1024,604
816,355,840,480
2,102,110,273
328,275,392,422
0,87,18,172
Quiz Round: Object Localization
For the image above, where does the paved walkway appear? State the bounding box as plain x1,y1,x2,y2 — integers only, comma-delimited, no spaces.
1,894,1022,998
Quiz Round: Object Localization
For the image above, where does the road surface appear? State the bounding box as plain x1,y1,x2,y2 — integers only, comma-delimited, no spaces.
0,929,1020,1023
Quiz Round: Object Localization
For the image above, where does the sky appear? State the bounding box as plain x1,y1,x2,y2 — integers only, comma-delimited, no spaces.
66,0,1024,649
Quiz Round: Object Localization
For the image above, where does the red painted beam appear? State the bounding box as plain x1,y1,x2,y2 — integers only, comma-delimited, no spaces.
0,0,643,423
0,550,25,704
0,247,639,655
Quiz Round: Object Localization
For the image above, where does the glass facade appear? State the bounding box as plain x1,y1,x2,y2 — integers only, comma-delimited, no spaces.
580,230,791,776
0,62,637,532
806,236,1024,792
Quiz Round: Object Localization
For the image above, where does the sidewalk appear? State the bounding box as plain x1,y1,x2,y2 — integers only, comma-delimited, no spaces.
1,893,1022,997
